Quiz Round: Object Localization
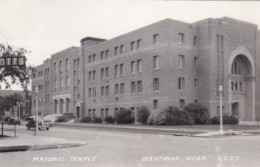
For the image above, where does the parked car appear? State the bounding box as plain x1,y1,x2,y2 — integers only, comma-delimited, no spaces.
8,117,21,125
43,114,63,125
2,116,21,125
26,116,49,130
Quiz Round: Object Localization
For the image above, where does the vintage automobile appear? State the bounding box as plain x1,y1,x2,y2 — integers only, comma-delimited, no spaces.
26,116,49,130
1,116,21,125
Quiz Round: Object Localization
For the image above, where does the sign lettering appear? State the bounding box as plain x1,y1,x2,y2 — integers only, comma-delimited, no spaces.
0,57,26,67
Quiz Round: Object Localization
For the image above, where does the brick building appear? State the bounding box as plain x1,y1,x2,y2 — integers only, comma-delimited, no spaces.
31,17,260,123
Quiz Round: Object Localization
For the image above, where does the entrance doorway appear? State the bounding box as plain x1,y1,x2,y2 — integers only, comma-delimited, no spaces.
76,107,80,118
231,102,239,118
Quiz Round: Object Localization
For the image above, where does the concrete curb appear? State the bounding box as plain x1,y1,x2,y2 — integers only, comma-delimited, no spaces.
29,142,87,151
0,142,87,153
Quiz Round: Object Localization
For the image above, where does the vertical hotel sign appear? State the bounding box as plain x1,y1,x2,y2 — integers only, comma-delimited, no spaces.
0,56,26,67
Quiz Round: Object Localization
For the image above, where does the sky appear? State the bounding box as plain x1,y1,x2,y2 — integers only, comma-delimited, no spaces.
0,0,260,90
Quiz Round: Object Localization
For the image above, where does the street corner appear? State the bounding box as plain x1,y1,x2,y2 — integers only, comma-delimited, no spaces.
0,133,87,152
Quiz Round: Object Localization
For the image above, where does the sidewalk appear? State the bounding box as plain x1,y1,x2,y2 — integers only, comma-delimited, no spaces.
51,122,260,134
0,132,86,152
51,121,260,137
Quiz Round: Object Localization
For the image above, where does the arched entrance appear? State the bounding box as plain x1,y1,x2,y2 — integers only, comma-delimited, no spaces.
229,47,255,122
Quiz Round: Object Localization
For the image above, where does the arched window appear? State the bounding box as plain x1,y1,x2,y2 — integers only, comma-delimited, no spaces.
54,62,57,73
65,58,69,70
59,60,63,72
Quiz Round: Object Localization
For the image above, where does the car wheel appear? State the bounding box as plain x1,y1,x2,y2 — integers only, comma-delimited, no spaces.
38,128,41,131
46,127,49,130
27,126,30,130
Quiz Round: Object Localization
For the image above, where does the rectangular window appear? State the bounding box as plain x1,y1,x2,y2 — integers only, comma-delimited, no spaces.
130,41,135,51
239,82,242,91
137,80,142,93
106,85,109,96
88,71,92,82
60,78,63,88
119,45,124,54
76,58,80,68
231,81,234,91
92,109,96,118
114,65,118,77
54,79,57,88
101,68,104,79
217,34,224,54
120,64,124,76
179,99,185,110
92,70,96,81
120,83,125,95
100,51,104,60
105,67,109,78
115,84,119,95
114,108,118,117
137,59,142,72
89,88,92,98
88,109,91,117
73,59,76,69
153,34,158,45
100,109,104,120
178,77,185,90
220,35,224,54
66,76,70,87
114,47,118,56
153,100,158,110
136,39,141,49
131,61,135,74
153,55,159,69
194,78,198,88
153,78,159,91
178,55,184,69
193,36,197,45
178,33,184,43
101,86,104,97
194,57,198,66
93,87,96,98
105,108,109,118
92,54,96,62
217,35,220,54
105,50,109,58
88,55,91,63
131,82,136,94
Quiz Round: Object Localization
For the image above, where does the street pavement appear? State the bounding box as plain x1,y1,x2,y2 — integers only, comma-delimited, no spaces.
0,125,260,167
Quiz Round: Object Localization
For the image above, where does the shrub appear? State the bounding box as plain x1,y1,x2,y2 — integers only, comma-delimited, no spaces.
185,103,210,125
147,111,156,125
165,106,194,125
137,106,150,124
148,106,194,125
81,116,91,123
153,110,167,125
93,117,102,123
210,114,238,125
56,116,66,122
115,108,135,124
104,116,115,124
